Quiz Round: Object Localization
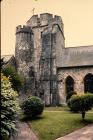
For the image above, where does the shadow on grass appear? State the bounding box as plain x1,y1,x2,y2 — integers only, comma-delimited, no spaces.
79,119,93,124
20,115,46,122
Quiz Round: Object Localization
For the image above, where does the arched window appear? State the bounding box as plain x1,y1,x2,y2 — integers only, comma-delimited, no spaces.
65,76,74,95
84,73,93,93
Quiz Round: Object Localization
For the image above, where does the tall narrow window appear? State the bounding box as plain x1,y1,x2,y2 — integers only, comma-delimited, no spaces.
84,73,93,93
66,76,74,95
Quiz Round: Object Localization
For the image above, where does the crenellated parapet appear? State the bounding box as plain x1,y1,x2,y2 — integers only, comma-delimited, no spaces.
40,13,53,26
16,25,33,34
26,13,64,30
15,25,33,44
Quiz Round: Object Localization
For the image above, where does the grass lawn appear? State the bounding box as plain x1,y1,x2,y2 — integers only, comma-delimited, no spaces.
27,107,93,140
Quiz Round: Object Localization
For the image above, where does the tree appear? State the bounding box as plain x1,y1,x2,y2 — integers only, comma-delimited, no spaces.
2,65,24,92
68,93,93,120
1,73,20,139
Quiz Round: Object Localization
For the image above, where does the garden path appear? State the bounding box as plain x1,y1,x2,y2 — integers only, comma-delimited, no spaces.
10,121,38,140
56,124,93,140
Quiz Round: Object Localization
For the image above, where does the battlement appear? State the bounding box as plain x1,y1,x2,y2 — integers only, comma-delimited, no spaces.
54,15,62,22
26,13,63,28
40,13,53,26
16,25,32,34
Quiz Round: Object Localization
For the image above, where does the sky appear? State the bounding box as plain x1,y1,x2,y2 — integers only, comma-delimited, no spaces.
1,0,93,55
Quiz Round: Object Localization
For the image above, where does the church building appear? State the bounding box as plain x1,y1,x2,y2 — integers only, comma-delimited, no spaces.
2,13,93,105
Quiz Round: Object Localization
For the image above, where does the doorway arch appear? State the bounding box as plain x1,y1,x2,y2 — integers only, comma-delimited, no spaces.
84,73,93,93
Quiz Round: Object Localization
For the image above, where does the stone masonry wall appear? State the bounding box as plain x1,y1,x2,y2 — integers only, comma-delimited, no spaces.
26,13,64,105
57,67,93,104
15,25,35,94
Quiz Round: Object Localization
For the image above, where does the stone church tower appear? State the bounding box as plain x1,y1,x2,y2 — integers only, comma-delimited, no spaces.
15,25,35,94
15,13,93,106
15,13,65,105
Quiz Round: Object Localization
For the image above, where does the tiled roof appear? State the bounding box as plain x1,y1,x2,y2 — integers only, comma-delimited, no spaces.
57,45,93,67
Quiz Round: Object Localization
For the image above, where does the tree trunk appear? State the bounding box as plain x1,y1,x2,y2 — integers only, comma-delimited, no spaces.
82,111,85,120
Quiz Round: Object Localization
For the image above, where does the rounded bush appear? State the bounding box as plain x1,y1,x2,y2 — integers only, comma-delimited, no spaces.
68,93,93,119
22,96,44,118
68,93,93,111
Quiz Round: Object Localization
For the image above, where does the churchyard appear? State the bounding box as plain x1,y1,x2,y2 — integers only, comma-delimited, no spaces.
19,106,93,140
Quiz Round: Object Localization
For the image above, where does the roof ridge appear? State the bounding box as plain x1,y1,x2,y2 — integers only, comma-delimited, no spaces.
65,45,93,49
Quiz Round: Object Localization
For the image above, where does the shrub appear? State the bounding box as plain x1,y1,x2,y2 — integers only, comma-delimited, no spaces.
68,93,93,120
21,96,44,118
66,91,77,101
2,65,24,91
1,73,20,140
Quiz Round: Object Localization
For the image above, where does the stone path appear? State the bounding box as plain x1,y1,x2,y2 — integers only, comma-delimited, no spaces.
10,121,38,140
56,124,93,140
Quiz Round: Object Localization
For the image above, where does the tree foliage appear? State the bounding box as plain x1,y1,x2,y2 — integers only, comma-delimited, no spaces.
2,65,24,92
1,73,20,140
